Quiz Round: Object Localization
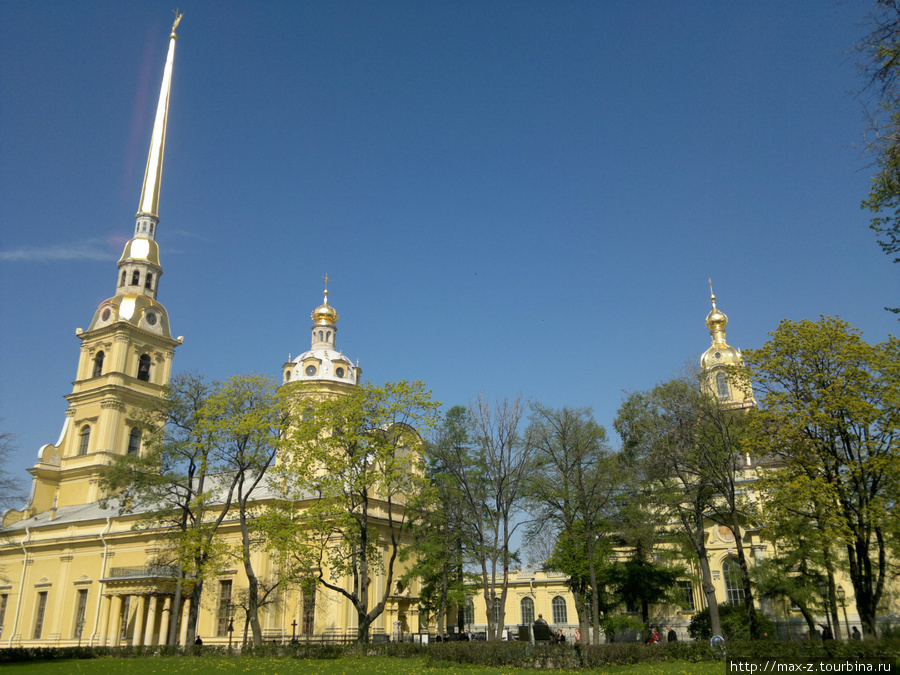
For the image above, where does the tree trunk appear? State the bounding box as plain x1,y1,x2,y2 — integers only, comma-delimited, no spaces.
697,551,722,637
239,509,263,646
186,578,204,645
731,521,760,639
586,539,601,645
824,564,842,641
168,566,184,646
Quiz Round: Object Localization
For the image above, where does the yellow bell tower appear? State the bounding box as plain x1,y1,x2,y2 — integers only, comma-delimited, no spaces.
9,16,186,521
699,281,756,411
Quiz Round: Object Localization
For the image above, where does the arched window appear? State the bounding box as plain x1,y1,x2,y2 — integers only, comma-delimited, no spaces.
326,331,331,342
78,425,90,455
92,351,104,378
145,273,153,289
137,354,151,382
520,597,534,625
119,271,126,286
127,428,141,456
492,597,502,627
131,270,140,285
552,596,568,624
464,597,475,626
716,372,729,399
723,558,745,606
318,330,324,341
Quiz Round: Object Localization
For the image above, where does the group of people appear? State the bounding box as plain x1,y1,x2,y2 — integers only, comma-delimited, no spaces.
646,626,678,644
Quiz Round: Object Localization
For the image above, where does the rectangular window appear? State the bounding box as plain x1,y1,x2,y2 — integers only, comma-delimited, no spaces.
217,580,233,637
679,581,695,611
302,588,315,635
33,591,48,639
73,589,88,639
0,594,8,631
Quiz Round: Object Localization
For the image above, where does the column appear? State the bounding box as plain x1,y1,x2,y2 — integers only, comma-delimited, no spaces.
158,597,172,647
144,595,158,647
97,595,112,647
132,595,146,647
178,599,190,646
108,595,123,647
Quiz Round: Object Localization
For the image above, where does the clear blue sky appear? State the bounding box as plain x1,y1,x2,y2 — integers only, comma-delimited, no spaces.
0,1,896,482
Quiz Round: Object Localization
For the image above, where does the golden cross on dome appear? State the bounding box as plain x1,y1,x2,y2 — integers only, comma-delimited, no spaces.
323,273,330,289
708,278,716,305
172,9,183,33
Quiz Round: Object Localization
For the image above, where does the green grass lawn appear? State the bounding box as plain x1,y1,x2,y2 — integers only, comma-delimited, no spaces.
1,656,724,675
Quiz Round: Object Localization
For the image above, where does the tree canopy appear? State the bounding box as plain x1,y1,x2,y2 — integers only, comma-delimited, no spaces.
743,316,900,638
269,379,440,643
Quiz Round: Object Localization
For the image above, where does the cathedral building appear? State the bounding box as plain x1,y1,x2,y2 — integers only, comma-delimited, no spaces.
0,19,419,648
1,18,888,651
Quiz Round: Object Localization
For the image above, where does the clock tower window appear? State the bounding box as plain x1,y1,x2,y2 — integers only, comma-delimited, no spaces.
131,270,140,286
145,273,154,289
119,271,126,287
92,351,104,378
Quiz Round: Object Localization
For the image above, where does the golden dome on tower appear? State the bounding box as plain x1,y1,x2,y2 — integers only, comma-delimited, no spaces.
706,301,727,332
311,289,339,326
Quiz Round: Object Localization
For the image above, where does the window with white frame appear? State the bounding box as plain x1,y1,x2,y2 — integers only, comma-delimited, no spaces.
552,596,567,624
723,559,745,606
521,596,534,625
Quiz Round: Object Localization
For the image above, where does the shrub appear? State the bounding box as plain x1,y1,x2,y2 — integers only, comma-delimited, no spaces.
689,603,776,640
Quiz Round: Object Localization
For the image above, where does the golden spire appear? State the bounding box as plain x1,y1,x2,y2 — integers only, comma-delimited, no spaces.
137,12,183,223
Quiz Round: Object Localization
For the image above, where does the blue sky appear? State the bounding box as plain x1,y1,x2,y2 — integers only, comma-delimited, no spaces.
0,1,897,482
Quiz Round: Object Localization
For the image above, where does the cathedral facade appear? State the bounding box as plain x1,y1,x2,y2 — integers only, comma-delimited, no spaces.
0,20,419,648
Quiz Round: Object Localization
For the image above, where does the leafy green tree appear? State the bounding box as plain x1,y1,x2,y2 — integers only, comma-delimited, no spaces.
429,394,532,641
743,317,900,638
858,0,900,309
606,490,686,634
524,404,618,644
269,380,440,644
751,550,824,637
202,374,287,645
100,373,237,645
410,406,478,636
753,468,852,639
615,377,729,637
543,520,619,640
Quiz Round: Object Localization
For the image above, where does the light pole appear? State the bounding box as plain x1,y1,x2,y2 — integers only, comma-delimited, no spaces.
837,586,850,641
227,612,234,652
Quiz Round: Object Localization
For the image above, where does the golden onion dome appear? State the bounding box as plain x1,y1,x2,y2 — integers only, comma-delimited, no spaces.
706,303,727,331
311,290,339,326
